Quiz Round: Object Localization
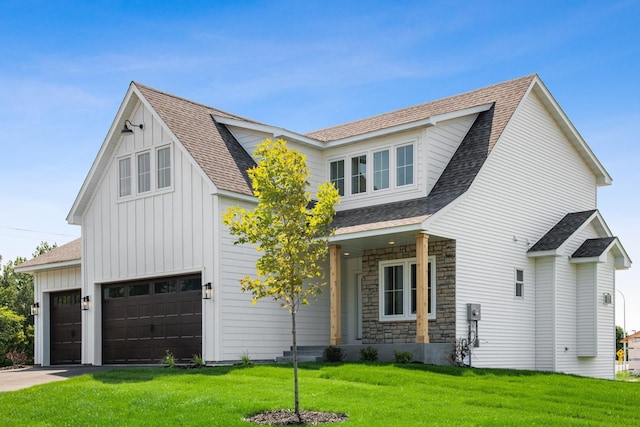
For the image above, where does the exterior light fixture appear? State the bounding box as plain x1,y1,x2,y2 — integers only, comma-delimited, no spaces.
120,119,144,134
202,282,212,300
388,241,395,245
603,293,612,305
81,295,91,311
30,302,40,316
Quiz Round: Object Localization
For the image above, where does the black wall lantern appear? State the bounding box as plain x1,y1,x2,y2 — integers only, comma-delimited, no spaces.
202,282,212,300
120,119,144,134
30,302,40,316
81,295,90,311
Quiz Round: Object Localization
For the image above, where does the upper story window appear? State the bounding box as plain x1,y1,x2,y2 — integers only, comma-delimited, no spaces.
118,157,131,197
351,155,367,195
330,160,345,196
379,257,435,321
137,152,151,193
373,149,390,191
396,145,414,186
328,141,415,200
157,146,171,189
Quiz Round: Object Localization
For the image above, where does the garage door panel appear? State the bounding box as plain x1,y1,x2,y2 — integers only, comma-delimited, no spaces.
102,274,202,364
50,290,82,365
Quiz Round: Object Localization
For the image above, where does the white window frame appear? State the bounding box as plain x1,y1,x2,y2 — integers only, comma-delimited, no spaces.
329,159,345,196
515,268,524,299
118,156,132,198
350,154,367,195
136,151,151,194
373,149,390,191
396,143,414,187
156,145,173,190
379,256,436,321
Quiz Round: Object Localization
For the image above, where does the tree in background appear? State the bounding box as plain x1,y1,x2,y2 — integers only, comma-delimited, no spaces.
0,241,56,365
616,326,625,355
223,139,339,420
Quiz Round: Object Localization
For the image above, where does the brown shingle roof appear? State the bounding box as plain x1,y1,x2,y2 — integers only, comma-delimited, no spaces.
135,83,256,196
16,238,81,269
306,74,536,144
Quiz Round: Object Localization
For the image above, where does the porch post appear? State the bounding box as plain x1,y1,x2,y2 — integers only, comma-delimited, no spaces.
329,244,342,345
415,233,430,343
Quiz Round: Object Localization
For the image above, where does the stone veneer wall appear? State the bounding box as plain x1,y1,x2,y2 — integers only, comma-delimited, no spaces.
361,239,455,344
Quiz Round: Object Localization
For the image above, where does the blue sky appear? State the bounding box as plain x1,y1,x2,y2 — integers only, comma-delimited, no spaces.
1,0,638,332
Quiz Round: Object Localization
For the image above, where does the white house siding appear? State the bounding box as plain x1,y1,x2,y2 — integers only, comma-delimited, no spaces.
33,266,82,365
218,196,330,361
225,126,326,192
576,263,597,356
426,115,476,194
426,90,597,371
81,105,216,364
534,257,554,371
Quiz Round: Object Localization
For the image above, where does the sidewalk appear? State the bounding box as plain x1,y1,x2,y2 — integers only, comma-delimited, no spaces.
0,365,113,392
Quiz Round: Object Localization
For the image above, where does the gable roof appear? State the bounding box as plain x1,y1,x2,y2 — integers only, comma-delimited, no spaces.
333,75,534,233
621,330,640,344
572,237,617,258
528,210,598,252
14,238,81,272
134,83,256,196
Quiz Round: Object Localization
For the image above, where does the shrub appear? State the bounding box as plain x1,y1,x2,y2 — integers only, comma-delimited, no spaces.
161,350,175,368
6,349,28,368
360,346,378,362
191,354,205,368
323,346,346,362
394,350,413,364
240,351,252,366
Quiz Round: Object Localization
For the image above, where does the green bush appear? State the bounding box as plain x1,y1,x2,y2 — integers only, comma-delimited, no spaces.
323,346,346,362
394,350,413,364
191,354,205,368
161,350,175,368
360,346,378,362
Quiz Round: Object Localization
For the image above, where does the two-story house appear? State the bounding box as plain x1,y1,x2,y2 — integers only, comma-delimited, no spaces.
17,74,630,379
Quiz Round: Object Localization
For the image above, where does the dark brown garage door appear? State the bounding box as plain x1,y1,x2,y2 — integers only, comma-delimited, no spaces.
102,274,202,364
50,290,82,365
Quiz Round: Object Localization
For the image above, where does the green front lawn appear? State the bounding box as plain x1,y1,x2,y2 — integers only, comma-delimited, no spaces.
1,363,638,426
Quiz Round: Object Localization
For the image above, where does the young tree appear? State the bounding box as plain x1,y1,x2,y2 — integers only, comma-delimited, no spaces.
223,138,339,419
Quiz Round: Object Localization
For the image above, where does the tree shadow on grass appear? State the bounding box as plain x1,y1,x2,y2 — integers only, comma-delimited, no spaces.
396,363,555,378
91,364,243,384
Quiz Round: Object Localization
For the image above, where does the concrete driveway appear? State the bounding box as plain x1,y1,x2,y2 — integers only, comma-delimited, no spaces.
0,366,114,392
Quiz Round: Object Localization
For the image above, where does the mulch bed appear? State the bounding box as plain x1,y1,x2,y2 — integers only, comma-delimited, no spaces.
245,409,348,425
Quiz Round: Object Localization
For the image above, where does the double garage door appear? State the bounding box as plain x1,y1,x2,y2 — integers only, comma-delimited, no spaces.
102,274,202,364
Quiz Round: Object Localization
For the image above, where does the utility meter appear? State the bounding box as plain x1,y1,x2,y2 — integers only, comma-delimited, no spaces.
467,303,481,321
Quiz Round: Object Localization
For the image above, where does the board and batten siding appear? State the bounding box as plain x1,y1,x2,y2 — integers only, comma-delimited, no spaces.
33,266,82,366
426,90,598,370
218,196,330,361
81,104,216,364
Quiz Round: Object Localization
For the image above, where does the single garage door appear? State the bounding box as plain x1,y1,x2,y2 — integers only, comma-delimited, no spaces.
102,274,202,364
50,290,82,365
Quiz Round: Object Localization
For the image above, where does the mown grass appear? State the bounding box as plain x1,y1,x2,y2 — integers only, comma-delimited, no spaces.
1,363,638,426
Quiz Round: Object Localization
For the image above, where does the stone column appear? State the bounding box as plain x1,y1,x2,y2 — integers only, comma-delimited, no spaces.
415,233,430,343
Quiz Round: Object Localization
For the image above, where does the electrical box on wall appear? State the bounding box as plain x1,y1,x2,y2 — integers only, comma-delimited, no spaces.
467,303,481,321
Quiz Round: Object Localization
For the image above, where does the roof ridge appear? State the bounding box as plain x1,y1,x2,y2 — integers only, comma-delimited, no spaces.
306,74,537,139
132,81,262,124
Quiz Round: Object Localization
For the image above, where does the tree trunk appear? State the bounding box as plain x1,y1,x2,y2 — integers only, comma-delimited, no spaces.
291,309,300,421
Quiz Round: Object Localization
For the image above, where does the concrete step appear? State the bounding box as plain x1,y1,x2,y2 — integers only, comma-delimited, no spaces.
276,355,324,363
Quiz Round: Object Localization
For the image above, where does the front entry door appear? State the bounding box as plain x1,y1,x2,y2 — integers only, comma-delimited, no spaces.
50,290,82,364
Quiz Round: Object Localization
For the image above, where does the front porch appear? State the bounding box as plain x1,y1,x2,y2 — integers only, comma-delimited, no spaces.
328,231,456,348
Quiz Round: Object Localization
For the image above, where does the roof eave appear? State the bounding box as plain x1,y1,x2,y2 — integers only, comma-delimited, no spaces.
325,103,494,147
14,259,81,273
212,115,324,148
